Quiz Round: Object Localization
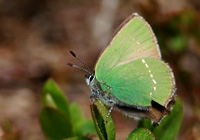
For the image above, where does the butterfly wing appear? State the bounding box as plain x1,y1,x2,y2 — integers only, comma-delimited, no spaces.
95,13,175,107
95,13,161,77
99,58,175,107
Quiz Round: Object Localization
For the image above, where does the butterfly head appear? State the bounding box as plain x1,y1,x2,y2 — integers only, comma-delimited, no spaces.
85,74,96,86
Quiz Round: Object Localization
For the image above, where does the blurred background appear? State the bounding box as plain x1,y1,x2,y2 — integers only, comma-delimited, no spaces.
0,0,200,139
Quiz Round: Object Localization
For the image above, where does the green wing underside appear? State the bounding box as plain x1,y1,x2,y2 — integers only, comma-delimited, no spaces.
95,15,161,80
96,58,173,107
95,14,173,107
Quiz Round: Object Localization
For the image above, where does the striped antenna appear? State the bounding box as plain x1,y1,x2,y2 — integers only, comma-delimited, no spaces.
68,50,93,75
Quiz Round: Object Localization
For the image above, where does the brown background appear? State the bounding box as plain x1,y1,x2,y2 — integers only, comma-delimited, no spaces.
0,0,200,139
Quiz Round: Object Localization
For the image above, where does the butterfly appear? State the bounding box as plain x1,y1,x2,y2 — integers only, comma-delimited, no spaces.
68,13,176,125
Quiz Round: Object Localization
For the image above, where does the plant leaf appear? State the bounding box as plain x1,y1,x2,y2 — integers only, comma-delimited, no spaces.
90,99,115,140
137,119,154,132
153,97,183,140
69,103,84,126
126,128,155,140
69,103,97,136
138,97,183,140
39,107,73,140
74,119,97,136
64,136,92,140
42,79,70,117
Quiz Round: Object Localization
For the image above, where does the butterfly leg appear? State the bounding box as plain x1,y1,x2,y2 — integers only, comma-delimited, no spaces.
106,105,114,123
89,88,100,103
106,100,115,122
89,94,96,103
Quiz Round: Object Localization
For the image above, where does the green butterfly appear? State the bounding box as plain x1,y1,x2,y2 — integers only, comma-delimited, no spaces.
68,13,176,125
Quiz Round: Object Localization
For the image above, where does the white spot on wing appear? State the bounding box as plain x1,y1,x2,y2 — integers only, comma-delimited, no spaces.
142,59,145,63
150,92,152,97
136,42,140,45
153,79,157,84
141,58,158,97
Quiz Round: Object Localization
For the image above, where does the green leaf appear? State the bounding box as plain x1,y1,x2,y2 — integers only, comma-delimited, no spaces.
138,97,183,140
69,103,97,136
137,119,154,132
90,99,115,140
126,128,155,140
42,93,57,108
39,107,73,140
69,103,84,126
168,35,187,53
42,79,70,117
153,97,183,140
64,136,92,140
74,119,97,136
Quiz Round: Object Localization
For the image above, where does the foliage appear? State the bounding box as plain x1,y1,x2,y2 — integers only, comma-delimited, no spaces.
40,79,183,140
39,79,96,140
0,119,20,140
138,97,183,140
91,98,183,140
126,128,155,140
90,99,115,140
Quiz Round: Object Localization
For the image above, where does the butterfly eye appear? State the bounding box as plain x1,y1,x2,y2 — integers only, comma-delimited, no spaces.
89,75,94,82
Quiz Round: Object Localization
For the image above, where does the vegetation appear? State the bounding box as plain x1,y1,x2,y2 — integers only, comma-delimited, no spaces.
40,79,183,140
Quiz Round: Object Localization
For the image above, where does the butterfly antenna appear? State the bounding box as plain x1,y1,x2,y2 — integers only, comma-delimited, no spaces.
67,63,92,75
68,50,93,75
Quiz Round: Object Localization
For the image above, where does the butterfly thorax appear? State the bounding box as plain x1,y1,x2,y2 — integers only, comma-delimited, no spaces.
85,75,118,107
